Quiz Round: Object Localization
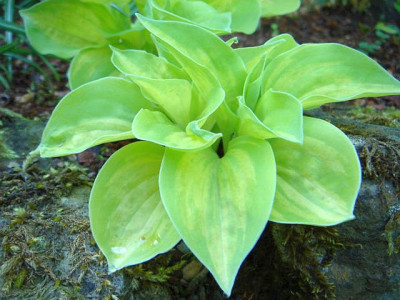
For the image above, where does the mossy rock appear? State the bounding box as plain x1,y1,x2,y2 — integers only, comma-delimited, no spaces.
1,107,399,299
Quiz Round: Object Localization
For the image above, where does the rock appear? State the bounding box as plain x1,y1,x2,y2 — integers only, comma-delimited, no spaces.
182,260,204,281
325,128,400,299
15,94,33,105
58,186,91,216
130,282,172,300
0,108,44,170
1,106,399,299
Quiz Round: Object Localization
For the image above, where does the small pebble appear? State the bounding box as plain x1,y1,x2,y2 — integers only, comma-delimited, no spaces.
16,93,33,104
182,260,203,281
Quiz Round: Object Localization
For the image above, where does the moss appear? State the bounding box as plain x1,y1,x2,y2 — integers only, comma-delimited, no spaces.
124,257,187,284
268,224,345,299
0,161,107,299
346,106,400,128
230,222,357,299
122,250,188,297
0,129,18,159
340,118,400,261
359,139,400,185
14,268,28,289
0,159,191,299
325,104,400,129
385,211,400,255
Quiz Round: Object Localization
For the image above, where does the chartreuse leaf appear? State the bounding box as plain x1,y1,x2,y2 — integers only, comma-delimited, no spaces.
202,0,261,34
151,36,181,67
235,33,298,71
140,23,227,120
111,47,195,125
262,43,400,109
111,44,225,150
254,90,303,142
111,47,187,80
84,0,131,13
40,78,152,157
225,37,239,46
226,0,260,34
150,0,232,34
133,78,193,126
132,108,222,151
110,20,157,54
20,0,131,59
137,15,247,102
149,36,222,107
269,117,361,226
159,136,276,295
240,34,299,109
213,101,239,153
111,45,224,129
237,89,303,143
69,46,121,89
90,142,180,272
258,0,300,17
242,55,268,109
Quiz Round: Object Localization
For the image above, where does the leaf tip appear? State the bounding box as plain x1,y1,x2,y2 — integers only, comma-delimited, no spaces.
214,274,235,298
108,44,119,52
135,13,149,25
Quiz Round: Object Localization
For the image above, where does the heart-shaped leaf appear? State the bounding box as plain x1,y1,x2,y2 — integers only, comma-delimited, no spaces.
262,43,400,109
159,136,276,295
90,142,180,272
20,0,130,58
269,117,361,225
40,77,152,157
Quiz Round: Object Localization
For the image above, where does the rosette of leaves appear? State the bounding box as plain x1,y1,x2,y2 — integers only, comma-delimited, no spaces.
20,0,300,89
37,16,400,295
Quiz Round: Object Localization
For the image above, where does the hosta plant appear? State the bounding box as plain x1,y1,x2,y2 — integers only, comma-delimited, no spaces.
20,0,300,89
36,16,400,296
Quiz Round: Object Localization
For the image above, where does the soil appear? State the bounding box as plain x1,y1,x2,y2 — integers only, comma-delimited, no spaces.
1,5,399,300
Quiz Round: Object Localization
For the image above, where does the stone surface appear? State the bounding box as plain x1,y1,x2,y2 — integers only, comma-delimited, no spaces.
0,108,44,170
1,107,399,299
325,135,400,299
